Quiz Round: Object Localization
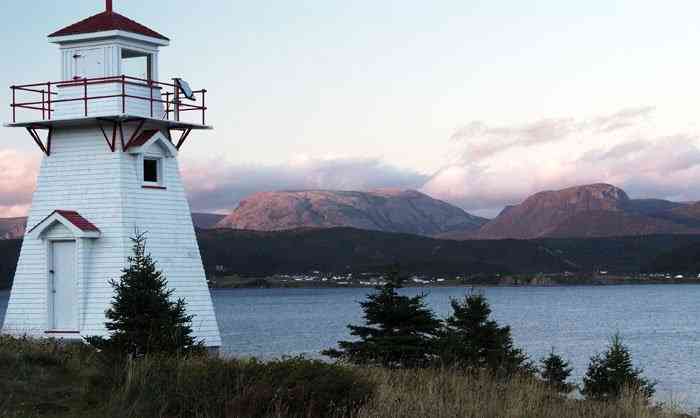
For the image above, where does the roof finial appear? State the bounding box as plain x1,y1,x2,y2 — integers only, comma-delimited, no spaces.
106,0,113,13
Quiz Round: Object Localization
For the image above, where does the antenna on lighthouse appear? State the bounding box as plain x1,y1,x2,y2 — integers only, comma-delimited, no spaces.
106,0,113,13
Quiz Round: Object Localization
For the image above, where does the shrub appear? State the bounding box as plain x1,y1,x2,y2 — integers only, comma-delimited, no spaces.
437,291,531,376
323,268,442,368
582,333,655,401
86,232,204,359
102,356,374,418
539,349,574,394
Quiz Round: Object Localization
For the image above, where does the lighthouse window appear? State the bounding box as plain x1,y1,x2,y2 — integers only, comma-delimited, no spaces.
143,158,160,183
122,49,153,81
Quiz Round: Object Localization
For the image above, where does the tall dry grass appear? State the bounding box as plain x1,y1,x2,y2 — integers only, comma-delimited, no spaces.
350,368,688,418
0,336,693,418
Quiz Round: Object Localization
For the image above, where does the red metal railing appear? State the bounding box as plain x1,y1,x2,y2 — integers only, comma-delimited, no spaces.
10,75,208,125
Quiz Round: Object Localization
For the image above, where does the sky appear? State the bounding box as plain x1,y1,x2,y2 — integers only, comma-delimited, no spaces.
2,0,700,218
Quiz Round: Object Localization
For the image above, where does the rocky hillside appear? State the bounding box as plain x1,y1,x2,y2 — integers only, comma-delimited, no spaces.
472,184,700,239
216,189,488,236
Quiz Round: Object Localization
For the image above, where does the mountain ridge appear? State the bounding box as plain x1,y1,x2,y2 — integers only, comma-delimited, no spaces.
470,183,700,240
216,189,488,236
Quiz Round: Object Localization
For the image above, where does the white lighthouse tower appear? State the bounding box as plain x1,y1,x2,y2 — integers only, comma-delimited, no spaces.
2,1,222,350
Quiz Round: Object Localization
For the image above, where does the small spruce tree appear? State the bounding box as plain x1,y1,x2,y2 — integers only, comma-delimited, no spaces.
322,268,441,368
582,334,655,401
438,291,531,376
539,349,574,394
86,232,203,358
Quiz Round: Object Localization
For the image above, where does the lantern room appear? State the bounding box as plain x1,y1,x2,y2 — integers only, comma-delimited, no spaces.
7,0,209,142
49,0,169,82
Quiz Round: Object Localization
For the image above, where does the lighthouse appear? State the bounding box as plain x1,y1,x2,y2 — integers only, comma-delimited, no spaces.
2,1,222,351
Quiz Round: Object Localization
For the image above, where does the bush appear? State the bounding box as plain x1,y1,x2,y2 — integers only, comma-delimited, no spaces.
86,232,204,359
539,350,574,394
437,291,531,376
323,268,442,368
102,356,374,418
582,333,655,401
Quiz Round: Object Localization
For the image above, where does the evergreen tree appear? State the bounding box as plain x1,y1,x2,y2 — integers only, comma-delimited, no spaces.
582,334,655,401
438,291,531,376
86,232,203,358
539,349,574,394
322,268,441,368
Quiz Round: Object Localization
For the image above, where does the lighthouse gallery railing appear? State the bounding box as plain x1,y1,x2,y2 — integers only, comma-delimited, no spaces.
9,75,207,125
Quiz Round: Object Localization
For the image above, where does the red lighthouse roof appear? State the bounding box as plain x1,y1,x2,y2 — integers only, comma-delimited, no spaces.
49,0,169,41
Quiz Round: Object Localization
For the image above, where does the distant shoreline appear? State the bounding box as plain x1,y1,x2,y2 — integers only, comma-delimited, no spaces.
207,275,700,289
2,276,699,292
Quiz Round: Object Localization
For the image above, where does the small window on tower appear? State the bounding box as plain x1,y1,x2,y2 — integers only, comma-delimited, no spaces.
143,158,159,183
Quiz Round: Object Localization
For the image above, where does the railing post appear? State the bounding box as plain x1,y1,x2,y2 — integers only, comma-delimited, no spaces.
174,84,180,122
149,79,154,118
201,89,206,125
121,75,126,114
11,86,16,123
83,78,88,117
42,89,45,120
165,92,170,120
47,82,52,121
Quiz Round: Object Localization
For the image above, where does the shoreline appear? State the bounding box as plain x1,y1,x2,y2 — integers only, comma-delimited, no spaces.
207,275,700,289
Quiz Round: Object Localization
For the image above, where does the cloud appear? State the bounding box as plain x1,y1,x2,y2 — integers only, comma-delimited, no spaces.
2,106,699,221
0,150,39,217
423,107,700,216
449,106,654,164
182,156,429,213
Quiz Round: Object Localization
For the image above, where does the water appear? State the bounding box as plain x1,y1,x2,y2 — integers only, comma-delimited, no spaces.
2,285,700,407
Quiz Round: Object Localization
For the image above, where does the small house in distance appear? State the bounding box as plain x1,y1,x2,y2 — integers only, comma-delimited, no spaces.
2,1,221,351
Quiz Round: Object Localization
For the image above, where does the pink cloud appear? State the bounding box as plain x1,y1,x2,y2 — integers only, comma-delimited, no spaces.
0,149,38,217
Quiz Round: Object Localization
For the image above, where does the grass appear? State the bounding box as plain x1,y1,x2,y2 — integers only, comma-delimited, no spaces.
0,335,692,418
353,368,689,418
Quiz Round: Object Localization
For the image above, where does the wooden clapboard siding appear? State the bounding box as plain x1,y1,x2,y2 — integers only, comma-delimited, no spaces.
54,83,165,120
2,126,221,348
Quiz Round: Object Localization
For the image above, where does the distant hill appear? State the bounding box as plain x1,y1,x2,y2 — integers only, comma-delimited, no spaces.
191,213,226,229
197,227,572,276
459,184,700,240
3,228,700,288
216,189,488,237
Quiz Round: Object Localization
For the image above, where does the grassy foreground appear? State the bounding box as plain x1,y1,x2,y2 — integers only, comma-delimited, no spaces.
0,336,691,418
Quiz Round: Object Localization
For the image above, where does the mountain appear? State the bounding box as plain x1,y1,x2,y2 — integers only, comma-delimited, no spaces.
191,213,226,229
0,218,26,240
472,184,700,240
216,189,488,236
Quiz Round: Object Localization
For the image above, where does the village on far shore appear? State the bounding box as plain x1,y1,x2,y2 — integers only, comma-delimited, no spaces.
207,269,700,289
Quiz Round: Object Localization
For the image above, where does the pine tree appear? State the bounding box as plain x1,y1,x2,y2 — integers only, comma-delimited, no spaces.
322,268,441,368
540,349,574,394
86,232,203,358
438,291,531,376
582,334,655,401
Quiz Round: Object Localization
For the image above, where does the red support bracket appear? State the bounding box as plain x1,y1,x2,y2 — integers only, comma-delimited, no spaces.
25,127,51,156
97,120,118,152
175,128,192,150
122,119,146,151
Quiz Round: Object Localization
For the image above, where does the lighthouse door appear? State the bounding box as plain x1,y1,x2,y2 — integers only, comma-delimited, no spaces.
49,241,77,331
71,48,104,79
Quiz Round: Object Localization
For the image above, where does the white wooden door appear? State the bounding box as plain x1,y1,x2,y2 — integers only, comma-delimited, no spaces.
50,241,77,331
72,48,104,79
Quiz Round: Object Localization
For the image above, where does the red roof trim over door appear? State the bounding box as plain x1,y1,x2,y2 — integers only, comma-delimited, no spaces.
54,210,100,232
